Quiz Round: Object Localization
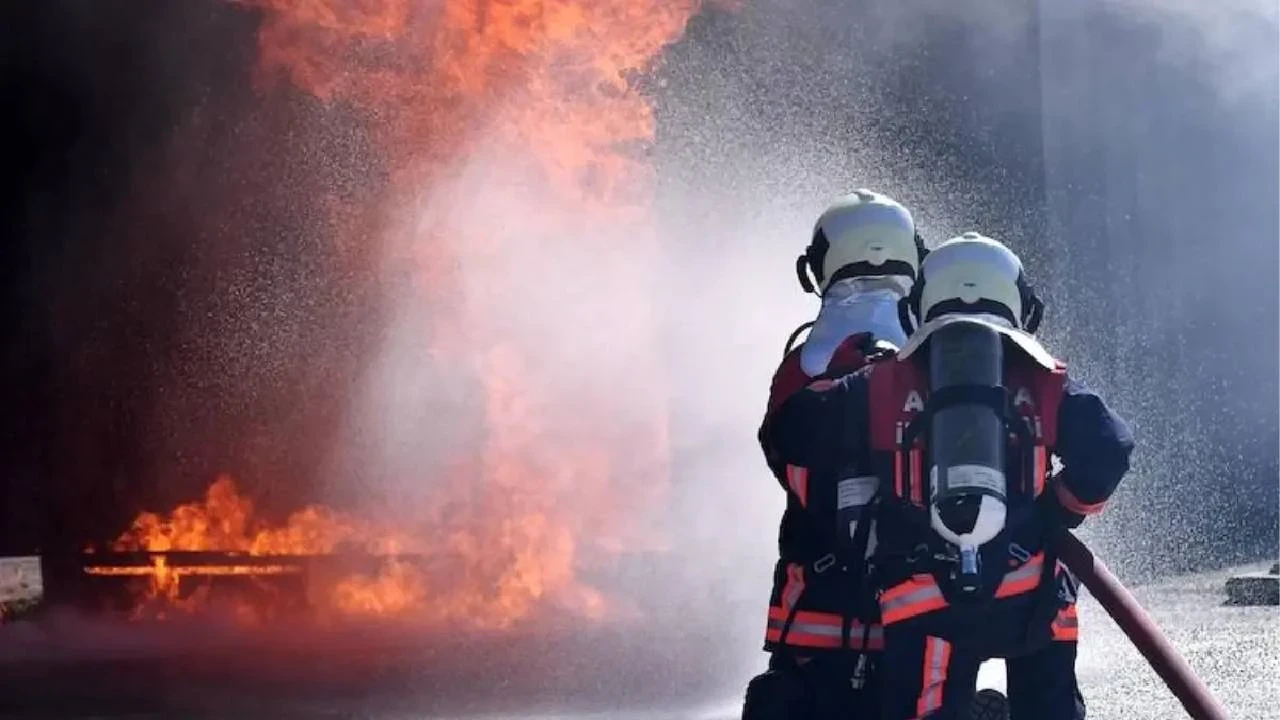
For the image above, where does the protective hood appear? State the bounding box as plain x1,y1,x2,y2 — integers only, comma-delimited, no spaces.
898,313,1057,370
800,277,909,376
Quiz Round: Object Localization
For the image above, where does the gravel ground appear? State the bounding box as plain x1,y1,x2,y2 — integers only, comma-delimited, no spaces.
0,558,1274,719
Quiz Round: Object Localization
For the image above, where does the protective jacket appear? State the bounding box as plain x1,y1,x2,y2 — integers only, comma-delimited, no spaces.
759,331,893,655
761,340,1133,655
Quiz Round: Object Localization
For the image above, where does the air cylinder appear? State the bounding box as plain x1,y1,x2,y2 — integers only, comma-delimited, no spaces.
927,319,1009,591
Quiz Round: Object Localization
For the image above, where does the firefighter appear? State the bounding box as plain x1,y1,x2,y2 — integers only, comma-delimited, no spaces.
743,189,927,719
759,232,1134,720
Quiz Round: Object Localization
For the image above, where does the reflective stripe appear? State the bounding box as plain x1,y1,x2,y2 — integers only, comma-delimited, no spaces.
1054,480,1106,515
892,448,926,506
765,606,885,650
1052,604,1079,642
909,448,924,505
995,551,1044,599
881,555,1045,624
807,378,838,392
915,635,952,718
785,465,809,507
1033,446,1047,496
880,574,948,624
894,451,905,497
781,563,805,611
854,622,886,651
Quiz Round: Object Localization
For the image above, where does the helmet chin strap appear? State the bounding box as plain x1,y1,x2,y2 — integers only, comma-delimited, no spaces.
898,282,924,336
795,254,819,295
1021,291,1045,334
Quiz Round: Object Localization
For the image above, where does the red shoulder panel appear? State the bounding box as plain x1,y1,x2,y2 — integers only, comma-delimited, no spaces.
766,349,810,415
868,359,926,452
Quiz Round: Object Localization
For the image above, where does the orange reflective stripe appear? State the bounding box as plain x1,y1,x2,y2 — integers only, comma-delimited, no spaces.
785,465,809,507
807,378,838,392
764,607,885,650
909,448,924,505
1051,604,1079,642
892,448,924,505
1054,480,1107,515
850,621,886,651
1033,446,1047,496
781,562,805,611
770,627,841,648
995,552,1044,599
765,607,841,648
915,635,952,718
880,574,948,624
894,451,905,498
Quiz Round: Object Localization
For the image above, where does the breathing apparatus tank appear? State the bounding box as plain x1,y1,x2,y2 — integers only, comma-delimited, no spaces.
902,232,1042,594
927,319,1008,592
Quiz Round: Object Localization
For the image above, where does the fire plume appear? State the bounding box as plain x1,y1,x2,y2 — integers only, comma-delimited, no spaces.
101,1,726,627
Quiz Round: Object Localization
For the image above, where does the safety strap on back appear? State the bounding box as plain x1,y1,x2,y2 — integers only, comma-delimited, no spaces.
774,498,880,654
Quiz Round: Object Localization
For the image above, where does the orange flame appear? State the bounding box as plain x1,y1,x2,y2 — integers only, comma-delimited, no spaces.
104,1,730,626
101,475,612,628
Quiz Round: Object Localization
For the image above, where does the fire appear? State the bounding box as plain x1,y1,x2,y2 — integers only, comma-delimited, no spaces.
111,475,402,556
98,475,607,627
102,1,730,626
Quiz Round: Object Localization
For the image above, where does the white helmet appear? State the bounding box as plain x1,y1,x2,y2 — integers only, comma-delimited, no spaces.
796,189,926,295
899,232,1045,334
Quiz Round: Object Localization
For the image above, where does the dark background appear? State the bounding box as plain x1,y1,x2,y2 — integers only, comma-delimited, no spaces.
1,1,388,562
2,0,1276,582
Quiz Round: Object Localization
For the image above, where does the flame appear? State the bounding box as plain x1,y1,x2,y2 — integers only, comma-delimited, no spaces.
111,475,401,556
101,475,611,628
103,1,730,625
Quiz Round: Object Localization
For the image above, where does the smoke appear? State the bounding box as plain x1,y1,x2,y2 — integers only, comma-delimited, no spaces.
1095,0,1279,103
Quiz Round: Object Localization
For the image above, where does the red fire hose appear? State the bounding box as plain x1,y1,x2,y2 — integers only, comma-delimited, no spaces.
1056,530,1230,720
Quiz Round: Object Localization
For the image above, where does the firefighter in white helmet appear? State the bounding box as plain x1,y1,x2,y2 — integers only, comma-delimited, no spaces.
743,190,928,719
760,232,1134,719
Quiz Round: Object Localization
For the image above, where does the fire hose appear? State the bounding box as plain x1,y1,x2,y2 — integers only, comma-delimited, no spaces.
1055,529,1229,720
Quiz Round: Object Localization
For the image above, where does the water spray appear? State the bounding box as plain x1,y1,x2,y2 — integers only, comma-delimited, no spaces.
1056,530,1229,720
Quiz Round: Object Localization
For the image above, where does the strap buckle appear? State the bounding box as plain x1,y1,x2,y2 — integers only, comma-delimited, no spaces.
813,553,837,574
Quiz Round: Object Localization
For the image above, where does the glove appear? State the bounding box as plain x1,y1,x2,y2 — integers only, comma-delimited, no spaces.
1038,480,1086,529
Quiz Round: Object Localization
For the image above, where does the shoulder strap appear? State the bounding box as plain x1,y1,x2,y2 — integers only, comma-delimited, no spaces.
1037,363,1068,448
782,321,814,356
866,360,905,451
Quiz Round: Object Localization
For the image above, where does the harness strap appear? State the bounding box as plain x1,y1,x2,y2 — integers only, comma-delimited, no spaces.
840,497,879,651
783,321,815,356
774,499,878,653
